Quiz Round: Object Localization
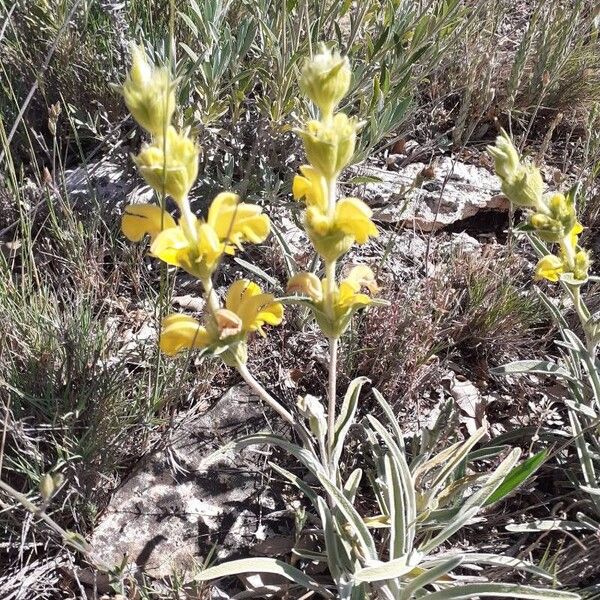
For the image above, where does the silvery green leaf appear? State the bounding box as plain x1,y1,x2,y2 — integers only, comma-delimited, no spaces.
423,583,579,599
420,449,521,554
233,257,279,287
353,556,413,583
366,416,416,550
316,471,378,560
332,377,368,471
384,453,406,559
505,519,588,532
343,468,363,504
196,557,334,597
268,462,318,506
372,388,405,452
399,556,463,599
492,360,574,380
455,553,554,580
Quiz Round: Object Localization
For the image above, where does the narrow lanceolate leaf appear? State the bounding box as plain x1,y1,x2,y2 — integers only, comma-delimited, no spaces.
399,556,463,600
384,453,406,559
423,583,579,600
268,462,318,506
196,557,334,597
420,449,521,554
353,557,413,583
232,434,325,478
456,553,554,580
492,360,574,381
485,449,547,506
506,519,588,533
316,496,351,583
366,416,417,551
316,472,378,561
332,377,368,470
343,468,363,504
372,387,405,452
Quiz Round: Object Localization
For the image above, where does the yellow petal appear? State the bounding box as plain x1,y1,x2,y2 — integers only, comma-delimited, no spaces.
226,279,262,314
535,255,564,282
337,281,372,310
287,272,323,302
225,279,283,333
207,192,270,246
344,265,379,294
293,165,327,212
150,225,192,269
196,222,226,273
121,203,176,242
160,314,213,356
335,197,378,244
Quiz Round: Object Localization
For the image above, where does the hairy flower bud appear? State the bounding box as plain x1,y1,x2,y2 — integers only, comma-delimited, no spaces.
529,193,576,242
297,114,359,178
121,45,176,136
488,131,544,209
287,272,323,302
299,43,351,119
297,394,327,440
134,126,199,203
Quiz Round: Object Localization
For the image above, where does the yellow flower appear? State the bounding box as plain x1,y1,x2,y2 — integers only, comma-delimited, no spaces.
292,165,327,212
134,126,199,204
122,193,270,279
160,279,283,361
225,279,284,335
121,203,176,241
535,255,564,282
299,43,351,120
297,113,359,178
305,197,378,262
121,45,176,136
286,265,380,337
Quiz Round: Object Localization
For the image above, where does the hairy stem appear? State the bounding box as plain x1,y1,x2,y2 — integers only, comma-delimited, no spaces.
236,362,315,451
327,336,338,474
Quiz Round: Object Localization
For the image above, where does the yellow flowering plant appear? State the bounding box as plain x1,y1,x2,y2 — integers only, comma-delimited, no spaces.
488,132,600,525
113,44,581,600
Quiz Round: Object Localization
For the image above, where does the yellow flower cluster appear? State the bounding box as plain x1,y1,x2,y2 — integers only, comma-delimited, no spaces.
289,45,381,338
287,266,381,338
119,46,281,364
160,280,283,365
488,132,591,285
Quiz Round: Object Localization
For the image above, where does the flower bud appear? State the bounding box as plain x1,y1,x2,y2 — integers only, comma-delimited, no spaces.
122,45,176,136
488,131,520,181
488,131,544,209
297,114,359,178
287,272,323,302
299,44,351,119
574,249,591,281
297,394,327,440
529,193,577,242
134,126,199,203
